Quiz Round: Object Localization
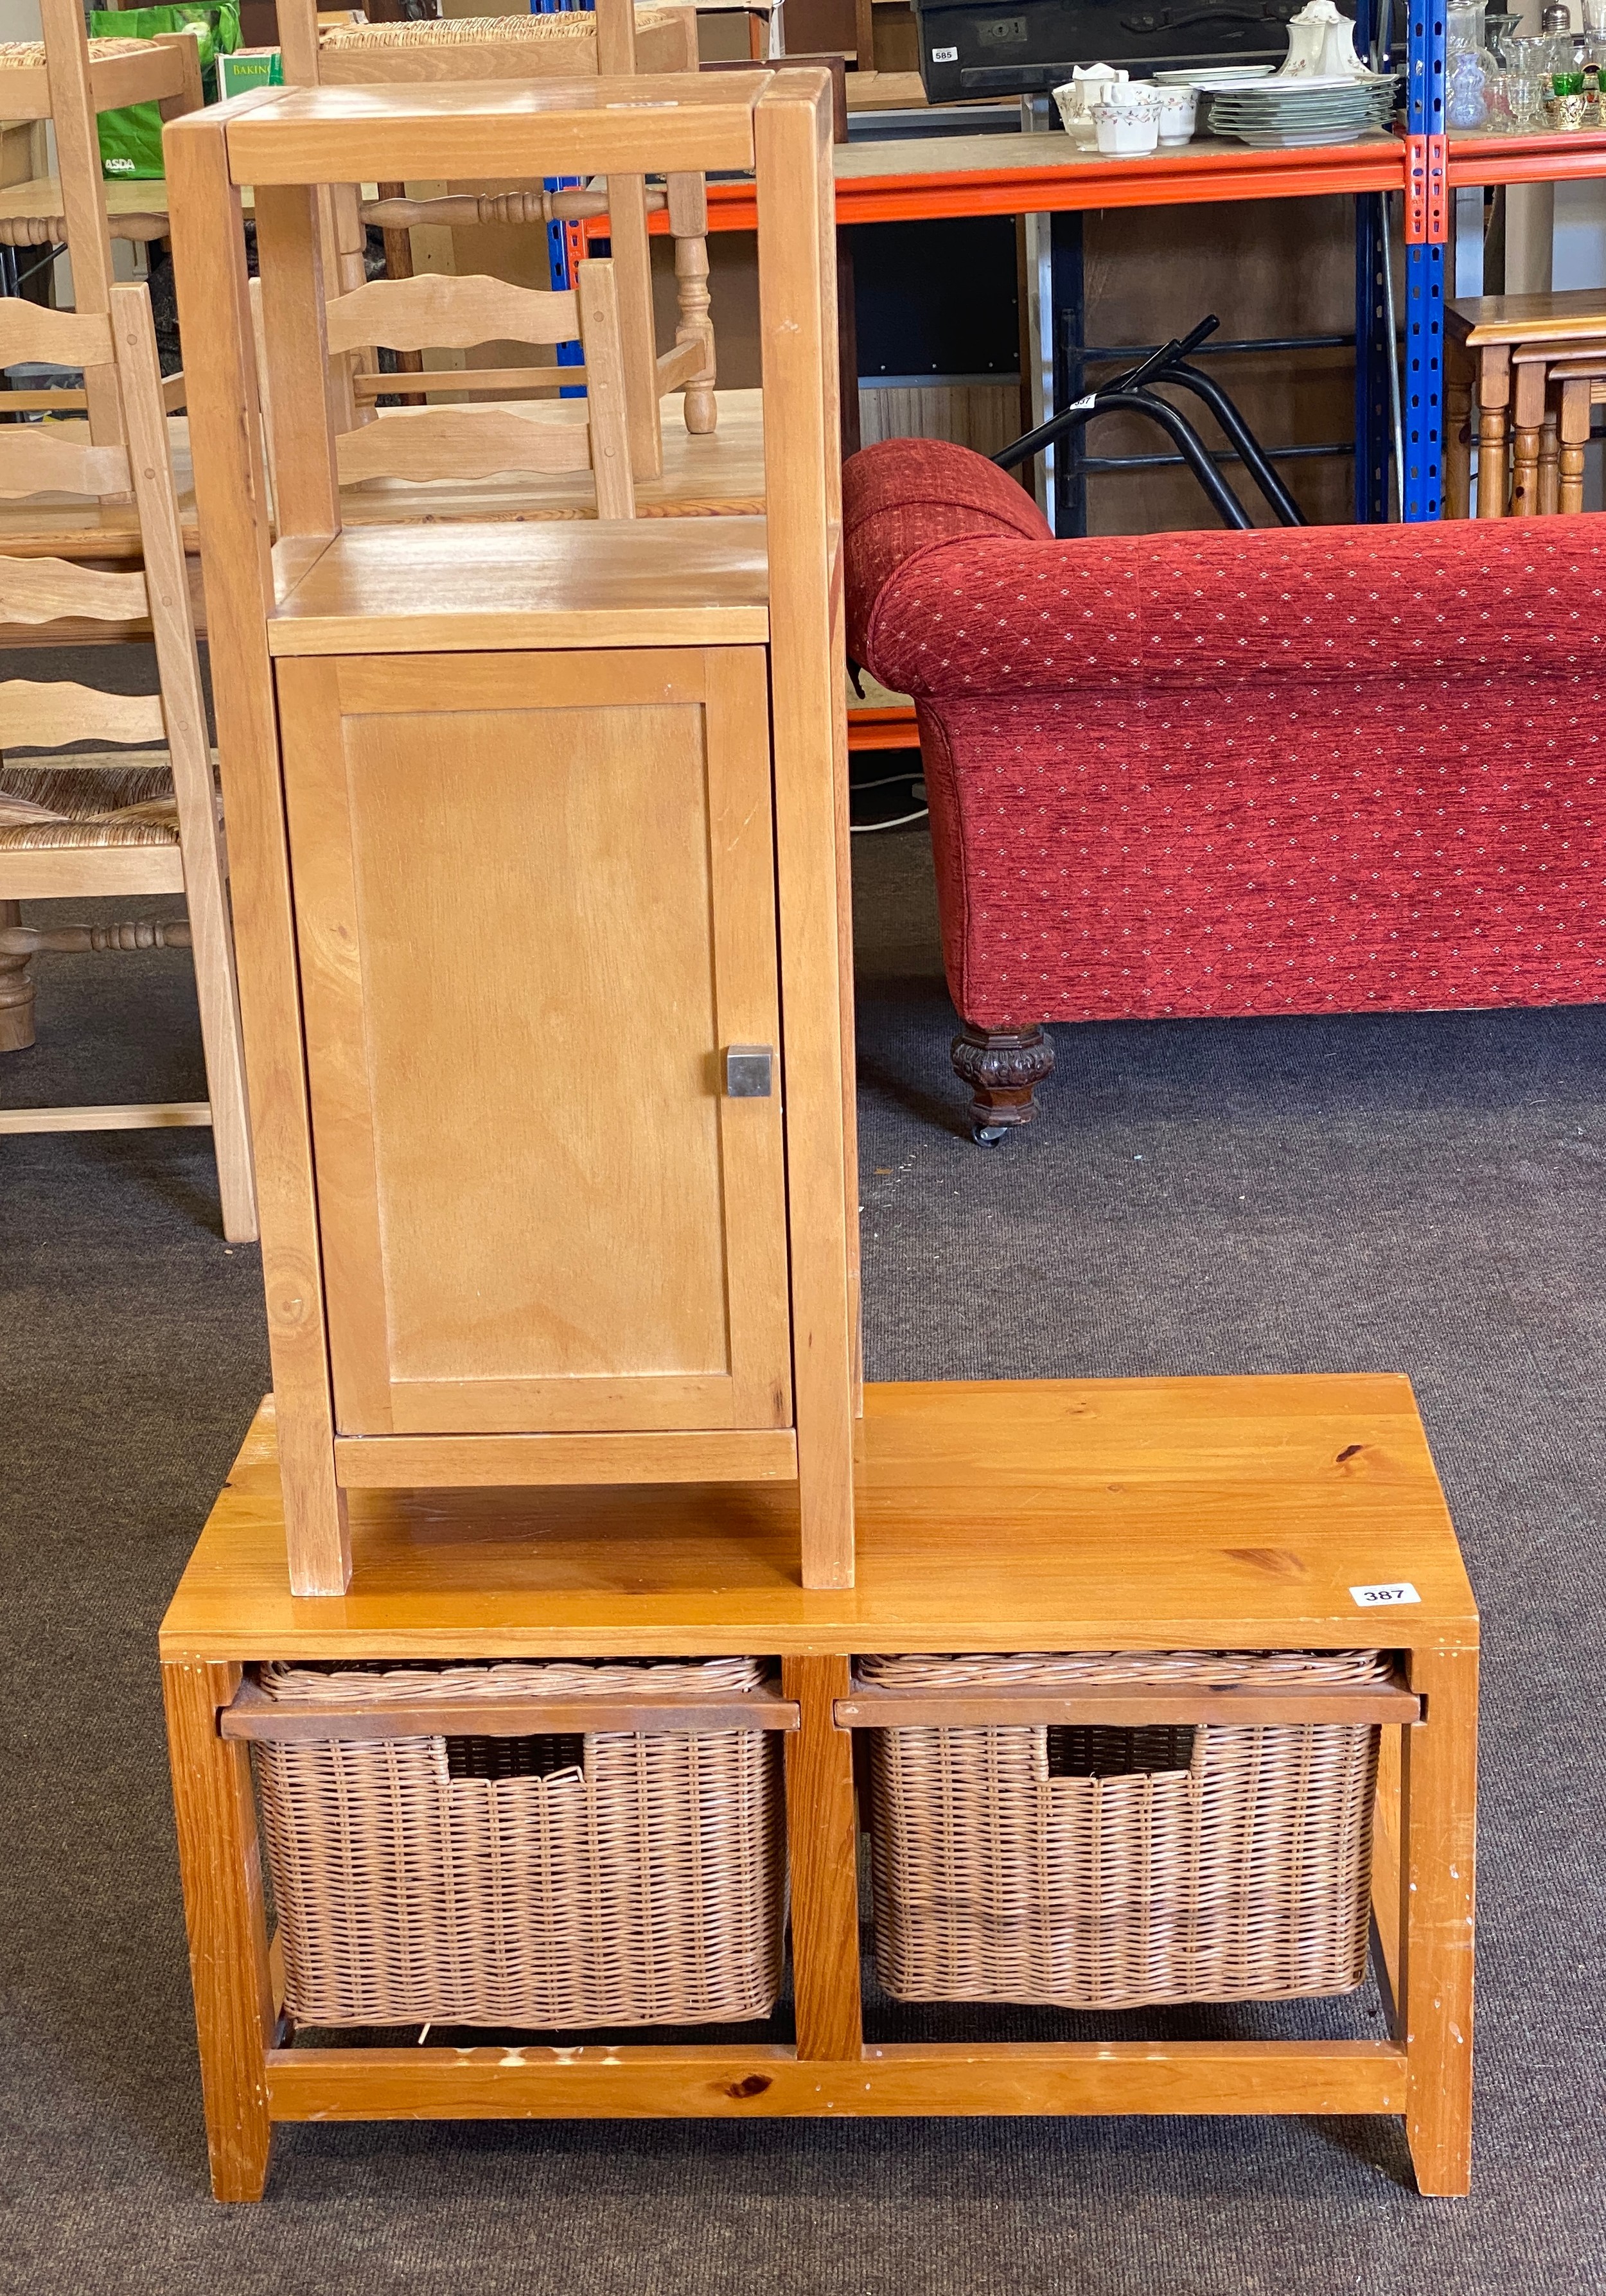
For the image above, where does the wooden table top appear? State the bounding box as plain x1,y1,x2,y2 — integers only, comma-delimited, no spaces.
159,1375,1478,1660
1449,284,1606,344
219,69,782,185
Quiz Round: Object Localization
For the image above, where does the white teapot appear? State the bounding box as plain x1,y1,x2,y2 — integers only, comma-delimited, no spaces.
1278,0,1371,76
1052,63,1129,143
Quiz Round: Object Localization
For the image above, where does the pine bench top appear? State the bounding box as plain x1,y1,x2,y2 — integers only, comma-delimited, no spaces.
159,1375,1478,1660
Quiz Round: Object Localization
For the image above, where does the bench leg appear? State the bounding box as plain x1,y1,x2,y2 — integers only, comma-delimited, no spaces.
164,1658,276,2201
1398,1643,1478,2196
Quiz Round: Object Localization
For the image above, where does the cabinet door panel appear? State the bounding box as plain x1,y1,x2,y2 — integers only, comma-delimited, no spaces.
277,648,791,1438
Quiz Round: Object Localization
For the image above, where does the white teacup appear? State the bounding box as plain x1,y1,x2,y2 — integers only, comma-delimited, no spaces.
1091,91,1161,153
1154,84,1199,141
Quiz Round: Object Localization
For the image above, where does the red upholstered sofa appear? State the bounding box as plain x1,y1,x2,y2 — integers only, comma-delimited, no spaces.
843,435,1606,1141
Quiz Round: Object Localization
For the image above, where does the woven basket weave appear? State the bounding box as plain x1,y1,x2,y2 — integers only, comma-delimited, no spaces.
0,36,148,64
253,1656,785,2029
862,1649,1388,2010
319,10,676,46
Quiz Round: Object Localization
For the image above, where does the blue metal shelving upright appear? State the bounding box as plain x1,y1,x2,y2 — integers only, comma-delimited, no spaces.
1402,0,1449,518
1352,0,1447,522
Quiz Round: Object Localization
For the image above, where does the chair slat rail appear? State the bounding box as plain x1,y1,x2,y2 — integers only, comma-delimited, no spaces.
351,365,590,401
0,676,164,748
324,272,581,356
0,432,131,500
0,299,112,367
334,405,598,488
0,555,148,624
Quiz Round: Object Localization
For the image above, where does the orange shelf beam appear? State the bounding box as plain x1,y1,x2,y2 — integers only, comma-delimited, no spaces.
642,129,1606,235
1447,125,1606,188
848,705,919,751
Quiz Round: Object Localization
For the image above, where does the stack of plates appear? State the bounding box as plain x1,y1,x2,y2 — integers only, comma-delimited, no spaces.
1152,64,1273,85
1195,71,1399,145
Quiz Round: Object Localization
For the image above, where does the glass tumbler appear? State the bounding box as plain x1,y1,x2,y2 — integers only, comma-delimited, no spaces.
1507,67,1546,122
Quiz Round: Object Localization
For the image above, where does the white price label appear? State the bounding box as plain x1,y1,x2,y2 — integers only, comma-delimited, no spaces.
1349,1581,1421,1609
931,46,958,59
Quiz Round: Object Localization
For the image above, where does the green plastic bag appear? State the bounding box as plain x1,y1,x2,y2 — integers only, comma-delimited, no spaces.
93,3,241,180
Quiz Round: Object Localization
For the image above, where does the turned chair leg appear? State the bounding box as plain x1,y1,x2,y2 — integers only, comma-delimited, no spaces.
667,174,716,437
951,1024,1054,1145
0,899,35,1051
0,915,193,1058
1475,343,1511,518
1511,356,1548,516
1538,409,1560,515
1443,374,1472,521
1476,401,1508,516
1559,375,1591,516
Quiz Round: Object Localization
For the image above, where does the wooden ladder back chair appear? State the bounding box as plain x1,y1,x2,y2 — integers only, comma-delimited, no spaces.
0,0,206,439
319,266,636,512
0,288,255,1240
274,0,716,482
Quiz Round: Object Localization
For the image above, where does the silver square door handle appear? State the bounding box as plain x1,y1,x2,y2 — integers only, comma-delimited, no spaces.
724,1045,773,1098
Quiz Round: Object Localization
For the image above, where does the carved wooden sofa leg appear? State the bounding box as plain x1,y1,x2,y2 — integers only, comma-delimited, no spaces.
950,1024,1054,1144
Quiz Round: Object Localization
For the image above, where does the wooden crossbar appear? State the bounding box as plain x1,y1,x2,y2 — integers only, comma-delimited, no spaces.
335,405,596,488
351,365,588,401
0,554,148,624
324,272,581,356
0,301,114,370
0,430,130,499
0,1100,209,1132
0,676,164,748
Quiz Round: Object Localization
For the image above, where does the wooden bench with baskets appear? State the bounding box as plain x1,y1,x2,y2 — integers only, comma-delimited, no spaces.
161,1374,1479,2202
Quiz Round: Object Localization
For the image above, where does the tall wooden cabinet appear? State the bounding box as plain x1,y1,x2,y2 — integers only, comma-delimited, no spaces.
166,72,858,1595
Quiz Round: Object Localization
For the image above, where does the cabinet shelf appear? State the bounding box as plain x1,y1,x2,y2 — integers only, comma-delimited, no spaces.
268,518,771,656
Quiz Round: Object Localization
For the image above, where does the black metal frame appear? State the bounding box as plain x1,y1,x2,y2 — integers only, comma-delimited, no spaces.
995,314,1309,532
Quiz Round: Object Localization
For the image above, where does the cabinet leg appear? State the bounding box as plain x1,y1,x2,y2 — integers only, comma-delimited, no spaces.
1398,1644,1478,2197
283,1445,351,1597
782,1653,862,2062
163,1658,276,2201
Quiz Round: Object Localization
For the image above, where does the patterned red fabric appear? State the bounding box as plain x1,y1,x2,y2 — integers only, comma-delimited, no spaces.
844,438,1606,1031
843,436,1052,670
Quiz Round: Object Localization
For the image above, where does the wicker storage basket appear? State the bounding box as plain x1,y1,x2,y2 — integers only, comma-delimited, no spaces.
862,1649,1388,2010
252,1657,785,2029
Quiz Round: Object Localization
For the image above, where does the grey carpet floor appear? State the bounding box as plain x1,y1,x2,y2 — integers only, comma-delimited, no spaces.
3,814,1604,2293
